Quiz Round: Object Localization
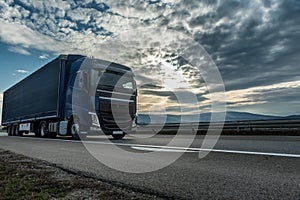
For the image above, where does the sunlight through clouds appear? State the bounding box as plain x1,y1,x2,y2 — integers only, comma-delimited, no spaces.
0,0,299,115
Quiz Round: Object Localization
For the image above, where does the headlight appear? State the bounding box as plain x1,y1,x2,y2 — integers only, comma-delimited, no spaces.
89,112,100,127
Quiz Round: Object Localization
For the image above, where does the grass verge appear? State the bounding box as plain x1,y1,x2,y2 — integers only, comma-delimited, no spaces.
0,149,163,200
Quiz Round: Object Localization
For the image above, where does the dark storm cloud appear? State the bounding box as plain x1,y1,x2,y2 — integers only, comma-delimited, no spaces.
0,0,299,115
224,82,300,116
249,87,300,103
186,0,300,91
139,84,164,90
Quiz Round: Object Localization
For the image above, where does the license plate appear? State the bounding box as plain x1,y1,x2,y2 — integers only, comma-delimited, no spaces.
113,131,123,135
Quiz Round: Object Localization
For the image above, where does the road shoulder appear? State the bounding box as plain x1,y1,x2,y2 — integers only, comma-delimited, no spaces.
0,148,163,200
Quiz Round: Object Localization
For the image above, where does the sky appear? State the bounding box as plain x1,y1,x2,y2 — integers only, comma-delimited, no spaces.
0,0,300,123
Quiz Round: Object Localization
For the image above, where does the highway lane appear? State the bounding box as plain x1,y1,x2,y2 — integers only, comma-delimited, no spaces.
0,134,300,199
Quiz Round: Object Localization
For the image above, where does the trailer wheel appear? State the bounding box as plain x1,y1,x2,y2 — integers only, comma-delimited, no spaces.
7,126,12,136
39,121,49,138
34,123,40,137
12,126,15,136
69,117,80,140
13,125,19,136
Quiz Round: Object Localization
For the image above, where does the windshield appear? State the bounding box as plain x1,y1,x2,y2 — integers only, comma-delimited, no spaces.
91,69,136,92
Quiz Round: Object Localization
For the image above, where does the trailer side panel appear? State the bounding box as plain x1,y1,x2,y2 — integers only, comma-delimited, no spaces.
2,58,61,124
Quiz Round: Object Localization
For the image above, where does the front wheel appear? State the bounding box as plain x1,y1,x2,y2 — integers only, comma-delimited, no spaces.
68,117,80,140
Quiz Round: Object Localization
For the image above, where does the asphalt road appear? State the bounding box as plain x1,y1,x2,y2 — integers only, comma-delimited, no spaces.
0,133,300,199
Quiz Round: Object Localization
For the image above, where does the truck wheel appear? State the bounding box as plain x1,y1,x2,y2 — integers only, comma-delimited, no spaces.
112,133,125,140
69,117,80,140
13,125,19,136
39,121,49,138
12,126,15,136
34,123,40,137
7,126,12,136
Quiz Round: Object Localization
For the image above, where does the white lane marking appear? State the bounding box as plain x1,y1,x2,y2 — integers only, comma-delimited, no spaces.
131,146,198,153
130,146,300,158
11,136,300,158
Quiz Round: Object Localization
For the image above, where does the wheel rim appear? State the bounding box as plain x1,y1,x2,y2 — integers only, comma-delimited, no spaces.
40,123,46,137
71,124,79,136
41,127,45,136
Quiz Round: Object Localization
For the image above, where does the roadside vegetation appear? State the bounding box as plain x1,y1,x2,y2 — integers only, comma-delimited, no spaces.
0,149,162,200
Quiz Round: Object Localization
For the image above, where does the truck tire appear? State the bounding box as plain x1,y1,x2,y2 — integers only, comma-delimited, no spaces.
7,126,12,136
13,125,19,136
112,133,125,140
69,117,80,140
34,123,40,137
12,126,15,136
39,121,49,138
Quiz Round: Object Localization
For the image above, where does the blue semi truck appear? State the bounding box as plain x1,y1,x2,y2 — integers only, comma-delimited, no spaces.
1,55,137,139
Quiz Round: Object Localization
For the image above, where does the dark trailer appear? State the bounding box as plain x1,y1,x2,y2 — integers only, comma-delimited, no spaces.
1,55,137,139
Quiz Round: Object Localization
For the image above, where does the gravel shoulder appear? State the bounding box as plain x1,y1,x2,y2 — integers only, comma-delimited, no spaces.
0,149,164,200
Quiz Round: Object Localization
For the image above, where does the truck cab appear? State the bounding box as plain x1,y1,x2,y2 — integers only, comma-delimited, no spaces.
66,57,137,139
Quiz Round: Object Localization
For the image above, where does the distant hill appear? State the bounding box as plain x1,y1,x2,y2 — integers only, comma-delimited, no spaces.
221,111,282,122
284,115,300,119
137,111,294,125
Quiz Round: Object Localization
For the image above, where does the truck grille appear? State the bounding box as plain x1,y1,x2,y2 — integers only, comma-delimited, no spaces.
97,89,136,132
99,112,133,131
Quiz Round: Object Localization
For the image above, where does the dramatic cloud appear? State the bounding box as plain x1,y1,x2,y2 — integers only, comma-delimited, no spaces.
8,46,31,55
0,21,65,53
0,0,299,115
223,80,300,115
